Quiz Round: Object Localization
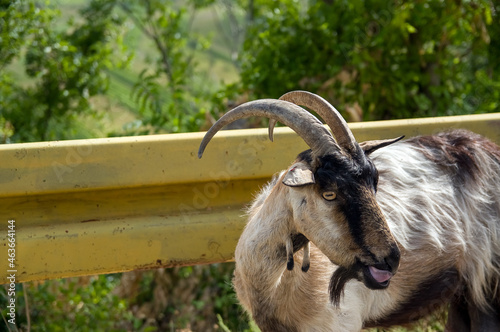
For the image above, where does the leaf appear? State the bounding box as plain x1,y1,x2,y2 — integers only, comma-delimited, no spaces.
405,23,417,34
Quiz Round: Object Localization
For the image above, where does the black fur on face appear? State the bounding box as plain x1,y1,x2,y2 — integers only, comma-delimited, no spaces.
329,261,363,306
315,151,380,254
316,151,379,194
314,151,395,303
298,149,398,302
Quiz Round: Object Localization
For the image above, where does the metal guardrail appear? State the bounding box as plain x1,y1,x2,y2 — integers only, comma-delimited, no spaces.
1,113,499,284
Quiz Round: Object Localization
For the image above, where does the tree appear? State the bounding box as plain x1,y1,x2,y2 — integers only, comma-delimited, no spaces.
117,0,211,134
237,0,499,121
0,0,130,142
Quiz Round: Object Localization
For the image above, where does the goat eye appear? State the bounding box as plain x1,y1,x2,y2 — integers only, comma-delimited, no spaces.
322,191,337,201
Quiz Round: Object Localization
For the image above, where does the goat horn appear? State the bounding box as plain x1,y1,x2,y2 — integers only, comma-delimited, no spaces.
198,99,337,159
268,91,358,154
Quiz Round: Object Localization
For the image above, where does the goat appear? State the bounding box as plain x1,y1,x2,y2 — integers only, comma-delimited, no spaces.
198,91,500,331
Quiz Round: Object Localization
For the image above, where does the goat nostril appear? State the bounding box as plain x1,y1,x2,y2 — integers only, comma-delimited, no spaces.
385,249,401,274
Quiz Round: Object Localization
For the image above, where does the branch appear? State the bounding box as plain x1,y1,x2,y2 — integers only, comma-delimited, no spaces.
119,0,175,91
143,0,175,90
118,2,154,39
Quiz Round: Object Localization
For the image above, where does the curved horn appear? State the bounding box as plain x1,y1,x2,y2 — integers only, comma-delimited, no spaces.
198,99,337,159
269,91,358,153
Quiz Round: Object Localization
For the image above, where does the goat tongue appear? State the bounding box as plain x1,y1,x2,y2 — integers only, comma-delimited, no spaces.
368,266,393,283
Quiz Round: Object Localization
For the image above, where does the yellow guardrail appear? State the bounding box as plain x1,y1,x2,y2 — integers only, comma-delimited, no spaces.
1,113,500,284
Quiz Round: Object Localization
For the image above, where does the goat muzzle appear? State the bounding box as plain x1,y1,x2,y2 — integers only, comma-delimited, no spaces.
362,245,400,289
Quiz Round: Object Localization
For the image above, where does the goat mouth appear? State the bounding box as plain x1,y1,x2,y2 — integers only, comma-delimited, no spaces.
329,261,393,306
362,264,393,289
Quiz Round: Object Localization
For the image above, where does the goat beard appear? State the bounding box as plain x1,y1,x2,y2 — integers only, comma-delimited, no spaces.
329,263,362,307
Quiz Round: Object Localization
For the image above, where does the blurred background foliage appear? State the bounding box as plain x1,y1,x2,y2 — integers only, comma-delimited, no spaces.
240,0,500,120
1,0,499,331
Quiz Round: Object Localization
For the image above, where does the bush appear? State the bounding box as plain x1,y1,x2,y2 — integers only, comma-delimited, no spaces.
1,275,134,332
0,0,129,142
238,0,499,121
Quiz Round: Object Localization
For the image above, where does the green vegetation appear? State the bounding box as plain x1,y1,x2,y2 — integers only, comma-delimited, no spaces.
1,0,499,331
0,0,131,142
5,275,134,331
239,0,499,120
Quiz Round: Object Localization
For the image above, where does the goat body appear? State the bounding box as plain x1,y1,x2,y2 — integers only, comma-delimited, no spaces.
198,91,500,331
233,129,500,331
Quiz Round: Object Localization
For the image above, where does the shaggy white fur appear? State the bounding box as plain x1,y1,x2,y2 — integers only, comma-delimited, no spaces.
233,133,500,331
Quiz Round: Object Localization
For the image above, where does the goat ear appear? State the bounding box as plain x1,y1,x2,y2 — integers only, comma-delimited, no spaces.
360,136,405,155
282,163,315,187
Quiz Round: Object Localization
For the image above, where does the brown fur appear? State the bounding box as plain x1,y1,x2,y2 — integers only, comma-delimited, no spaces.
357,186,397,261
365,268,460,327
408,129,500,186
233,244,336,330
199,92,500,331
446,296,500,332
233,129,500,331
